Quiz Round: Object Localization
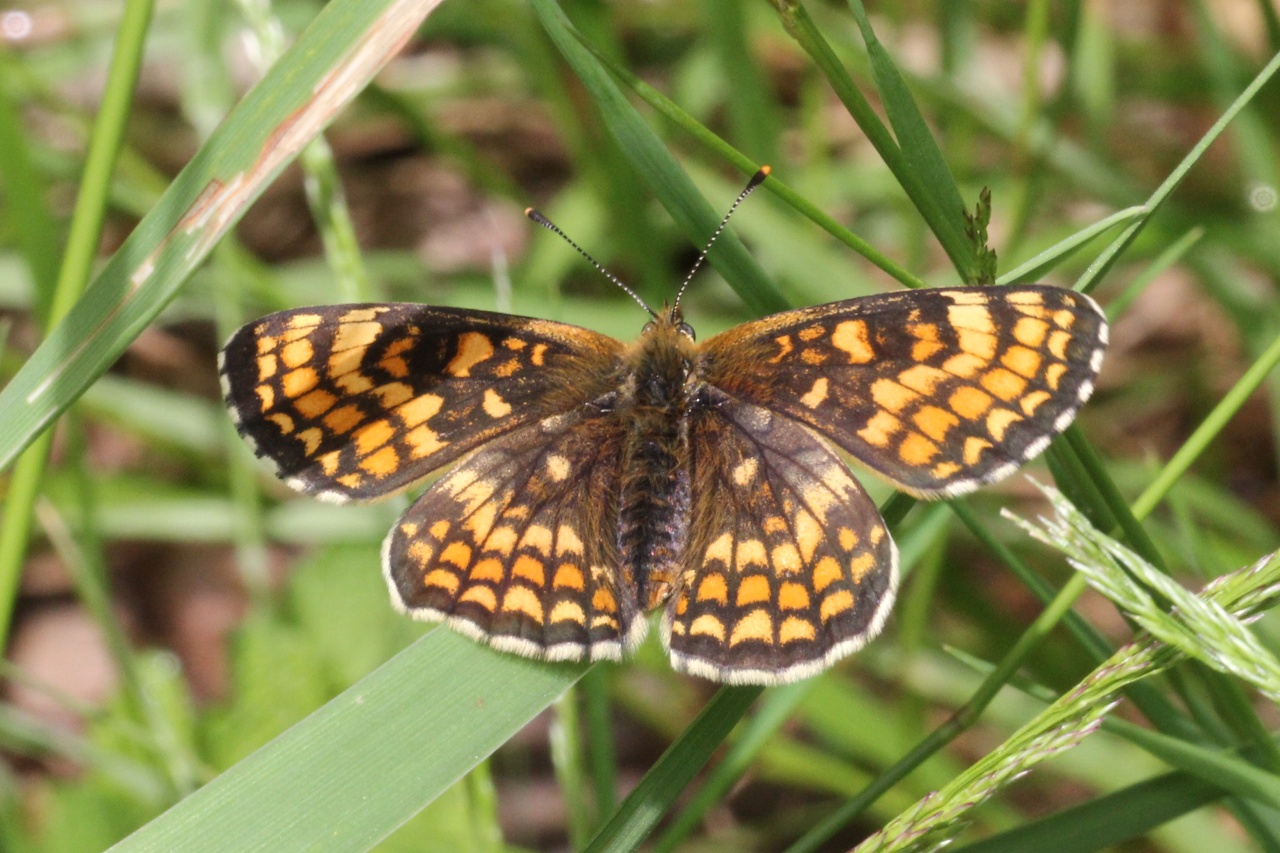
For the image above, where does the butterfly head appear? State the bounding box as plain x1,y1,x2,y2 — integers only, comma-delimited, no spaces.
643,303,696,341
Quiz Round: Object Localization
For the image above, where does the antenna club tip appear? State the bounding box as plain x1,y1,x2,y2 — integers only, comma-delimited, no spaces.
523,207,536,217
748,166,771,190
760,164,772,176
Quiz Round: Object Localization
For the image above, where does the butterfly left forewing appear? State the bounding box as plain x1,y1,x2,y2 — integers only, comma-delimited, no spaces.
699,285,1107,497
664,390,896,685
219,304,624,502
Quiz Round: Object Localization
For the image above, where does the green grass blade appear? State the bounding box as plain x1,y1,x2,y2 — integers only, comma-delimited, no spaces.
996,206,1145,284
950,771,1222,853
108,629,585,852
0,52,60,313
845,1,971,263
0,0,442,475
582,686,762,853
531,0,788,316
1132,328,1280,522
233,0,372,302
652,681,814,853
0,0,155,646
571,39,923,290
699,0,779,165
773,0,973,281
1104,226,1205,321
551,688,592,849
1074,49,1280,295
1110,719,1280,810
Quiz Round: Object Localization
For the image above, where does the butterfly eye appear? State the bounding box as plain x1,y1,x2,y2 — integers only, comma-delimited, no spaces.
642,321,656,334
678,322,696,340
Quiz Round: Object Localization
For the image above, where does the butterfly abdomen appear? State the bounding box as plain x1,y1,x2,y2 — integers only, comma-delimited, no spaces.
615,319,698,610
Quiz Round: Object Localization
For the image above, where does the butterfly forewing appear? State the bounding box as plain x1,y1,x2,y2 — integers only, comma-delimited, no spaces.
219,304,624,502
664,391,897,685
699,285,1107,498
384,411,645,662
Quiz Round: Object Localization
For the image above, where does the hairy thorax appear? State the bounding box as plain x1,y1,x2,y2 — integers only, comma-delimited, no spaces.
616,315,700,609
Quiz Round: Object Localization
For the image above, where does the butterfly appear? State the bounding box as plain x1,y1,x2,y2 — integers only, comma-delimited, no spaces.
218,170,1107,685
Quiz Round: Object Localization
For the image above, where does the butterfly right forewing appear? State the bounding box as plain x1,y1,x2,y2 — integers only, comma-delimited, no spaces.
699,285,1107,498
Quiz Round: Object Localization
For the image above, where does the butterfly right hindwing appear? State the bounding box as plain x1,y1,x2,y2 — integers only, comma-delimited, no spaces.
663,389,898,685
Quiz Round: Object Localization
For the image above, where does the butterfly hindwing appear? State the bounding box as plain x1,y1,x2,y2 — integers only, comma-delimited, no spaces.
219,304,624,502
699,285,1108,498
384,410,645,662
663,390,897,685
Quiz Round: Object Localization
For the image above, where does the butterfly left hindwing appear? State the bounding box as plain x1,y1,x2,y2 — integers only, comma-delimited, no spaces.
384,409,647,662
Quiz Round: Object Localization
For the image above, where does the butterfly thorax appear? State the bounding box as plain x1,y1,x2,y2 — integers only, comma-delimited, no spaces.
616,313,699,610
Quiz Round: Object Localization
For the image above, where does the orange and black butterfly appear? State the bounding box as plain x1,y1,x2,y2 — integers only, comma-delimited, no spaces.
219,169,1107,685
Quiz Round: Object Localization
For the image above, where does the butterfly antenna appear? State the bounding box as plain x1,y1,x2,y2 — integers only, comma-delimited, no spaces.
672,165,771,314
525,208,658,320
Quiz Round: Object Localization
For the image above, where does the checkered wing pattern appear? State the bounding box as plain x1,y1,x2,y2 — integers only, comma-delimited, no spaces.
700,285,1108,498
383,412,645,662
219,304,623,502
663,390,897,685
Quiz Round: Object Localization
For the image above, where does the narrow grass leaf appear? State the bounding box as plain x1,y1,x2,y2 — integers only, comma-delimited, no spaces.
0,0,156,649
234,0,373,302
1131,327,1280,523
1104,226,1205,321
583,686,762,853
533,0,788,316
1074,49,1280,295
652,681,814,853
109,629,585,853
0,51,60,312
0,0,443,474
996,206,1145,285
1108,719,1280,810
700,0,779,164
845,1,972,264
950,771,1222,853
574,41,923,289
772,1,978,279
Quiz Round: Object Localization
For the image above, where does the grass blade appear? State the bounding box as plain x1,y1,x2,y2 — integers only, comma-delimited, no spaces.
0,0,442,475
950,771,1222,853
532,0,789,315
582,686,762,853
108,629,585,852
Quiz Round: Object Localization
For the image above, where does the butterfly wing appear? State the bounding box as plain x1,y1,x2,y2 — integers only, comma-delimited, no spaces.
664,390,896,685
699,285,1107,498
219,303,624,502
384,410,645,661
